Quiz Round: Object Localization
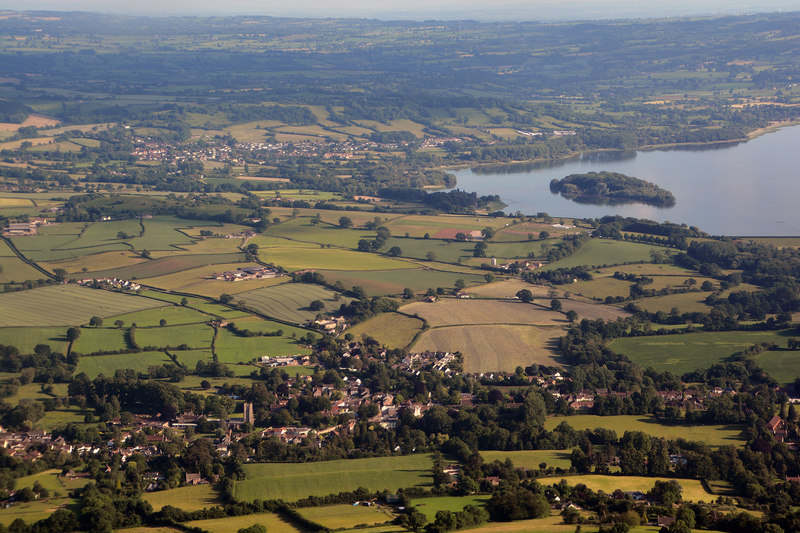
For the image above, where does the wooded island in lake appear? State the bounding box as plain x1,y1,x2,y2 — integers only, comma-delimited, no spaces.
549,171,677,207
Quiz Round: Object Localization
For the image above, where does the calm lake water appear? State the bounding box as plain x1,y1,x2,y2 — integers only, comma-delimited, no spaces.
451,125,800,236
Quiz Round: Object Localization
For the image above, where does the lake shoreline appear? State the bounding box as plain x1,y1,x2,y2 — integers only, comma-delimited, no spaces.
441,121,800,174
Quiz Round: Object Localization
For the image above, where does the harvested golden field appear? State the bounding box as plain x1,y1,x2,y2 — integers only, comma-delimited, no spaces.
402,298,564,327
40,251,147,274
557,299,629,321
346,312,425,348
141,262,289,297
464,279,554,299
414,324,562,372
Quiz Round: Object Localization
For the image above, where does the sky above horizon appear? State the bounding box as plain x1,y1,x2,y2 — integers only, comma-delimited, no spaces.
5,0,799,20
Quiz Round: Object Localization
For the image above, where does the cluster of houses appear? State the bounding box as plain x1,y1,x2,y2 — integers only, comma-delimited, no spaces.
397,351,461,376
77,278,141,292
210,265,281,282
130,134,468,168
313,316,347,332
259,354,313,367
0,428,74,461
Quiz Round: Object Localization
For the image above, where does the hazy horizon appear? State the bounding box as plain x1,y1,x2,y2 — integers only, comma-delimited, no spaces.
4,0,799,21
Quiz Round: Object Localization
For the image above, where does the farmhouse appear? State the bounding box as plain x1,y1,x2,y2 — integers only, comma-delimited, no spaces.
4,221,37,236
212,266,281,281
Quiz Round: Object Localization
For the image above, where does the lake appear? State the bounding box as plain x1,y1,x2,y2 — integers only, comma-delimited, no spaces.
451,125,800,236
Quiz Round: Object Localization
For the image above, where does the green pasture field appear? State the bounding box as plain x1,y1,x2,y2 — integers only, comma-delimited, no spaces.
76,351,175,378
0,198,34,207
143,484,222,512
401,299,564,327
480,450,573,470
106,306,210,327
608,330,795,374
235,283,350,323
0,256,49,284
265,217,375,248
380,237,474,263
314,268,486,297
266,208,400,228
141,263,288,298
757,349,800,385
485,240,551,260
186,512,302,533
493,220,584,241
13,234,128,262
135,323,214,350
0,496,78,527
171,349,214,368
71,327,127,353
172,236,247,254
35,408,89,431
414,324,562,373
346,312,425,348
215,328,313,364
83,252,246,280
411,496,489,522
0,239,48,283
5,383,69,404
258,245,413,272
560,474,712,502
298,504,395,529
57,219,142,249
463,514,724,533
0,284,163,327
749,237,800,249
545,415,745,446
15,468,90,493
180,223,252,238
627,291,715,314
0,327,70,354
542,240,674,271
232,455,435,502
40,250,147,274
569,276,636,299
383,214,506,239
600,263,701,276
464,279,553,299
127,217,217,250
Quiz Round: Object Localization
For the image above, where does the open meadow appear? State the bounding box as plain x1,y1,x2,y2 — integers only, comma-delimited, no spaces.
463,279,554,299
402,299,564,327
135,323,214,350
231,455,435,502
235,283,351,323
480,450,573,470
413,324,562,372
258,245,414,272
140,262,288,297
626,291,715,314
411,495,490,522
298,504,396,529
0,326,71,354
76,351,176,378
215,327,313,364
143,484,221,512
608,329,796,374
0,284,163,327
543,240,674,270
559,475,712,502
186,512,302,533
314,267,486,296
345,312,425,348
545,415,745,446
